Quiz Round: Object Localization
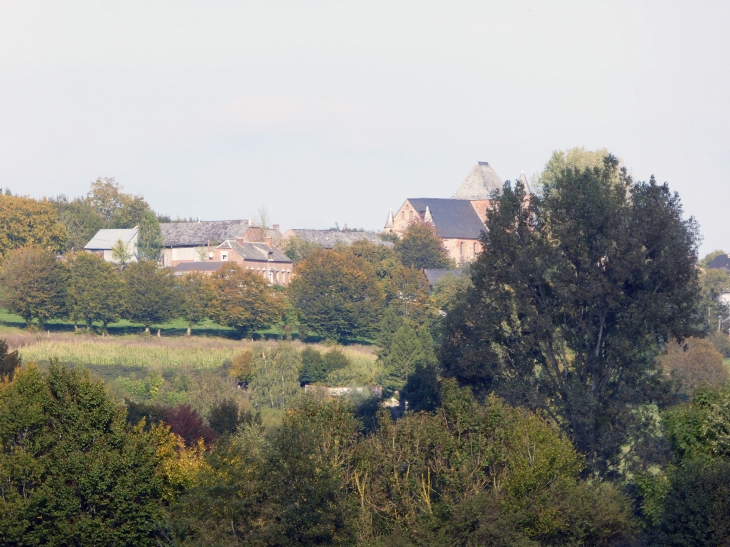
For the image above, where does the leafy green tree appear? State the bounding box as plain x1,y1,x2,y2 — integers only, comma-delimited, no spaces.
700,267,730,333
111,238,133,265
68,252,126,332
440,156,702,476
137,210,164,261
0,363,171,546
378,321,437,393
247,343,301,409
50,195,106,251
430,271,471,314
177,271,214,336
0,194,67,259
660,337,728,395
123,260,182,332
298,346,326,385
0,339,20,381
289,249,385,341
280,235,323,264
87,177,152,229
207,264,287,338
0,247,69,328
537,146,610,188
208,399,260,436
394,219,452,270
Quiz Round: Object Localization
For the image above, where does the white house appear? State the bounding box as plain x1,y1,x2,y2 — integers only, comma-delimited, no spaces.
84,227,139,263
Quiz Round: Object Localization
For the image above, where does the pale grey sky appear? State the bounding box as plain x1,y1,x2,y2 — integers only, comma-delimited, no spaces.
1,1,728,254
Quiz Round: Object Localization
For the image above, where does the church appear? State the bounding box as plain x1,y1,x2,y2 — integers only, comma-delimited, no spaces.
384,162,531,266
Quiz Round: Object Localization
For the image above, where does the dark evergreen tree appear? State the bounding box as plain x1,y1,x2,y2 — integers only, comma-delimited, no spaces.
0,339,20,381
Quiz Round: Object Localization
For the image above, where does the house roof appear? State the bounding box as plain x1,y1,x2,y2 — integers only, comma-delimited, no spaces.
452,162,503,200
708,254,730,272
407,198,486,239
424,268,463,288
518,170,533,194
173,261,226,275
218,240,292,263
286,230,391,249
84,228,138,250
160,220,255,247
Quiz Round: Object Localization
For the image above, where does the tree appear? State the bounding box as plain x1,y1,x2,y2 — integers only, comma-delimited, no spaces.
0,339,20,381
177,271,214,335
430,271,471,314
207,264,287,338
68,252,126,332
111,238,133,265
208,399,260,436
701,249,727,269
0,194,67,259
289,249,384,341
394,219,452,270
660,337,728,394
537,146,610,188
164,404,217,447
50,195,106,251
87,177,152,228
137,210,164,261
123,260,181,331
440,155,702,476
280,235,322,264
0,247,69,328
0,363,179,545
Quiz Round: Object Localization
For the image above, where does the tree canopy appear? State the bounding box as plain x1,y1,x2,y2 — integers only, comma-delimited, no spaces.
0,194,67,259
68,252,126,331
394,220,452,270
289,249,384,341
440,155,702,476
137,210,163,261
123,260,181,330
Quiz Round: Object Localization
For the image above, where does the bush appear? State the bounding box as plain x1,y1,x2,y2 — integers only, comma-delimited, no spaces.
208,398,261,436
0,339,20,381
164,404,217,446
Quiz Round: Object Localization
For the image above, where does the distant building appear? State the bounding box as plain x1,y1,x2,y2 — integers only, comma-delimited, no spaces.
159,219,283,267
83,227,138,263
708,254,730,274
423,268,463,291
213,237,293,285
385,162,532,265
283,229,391,249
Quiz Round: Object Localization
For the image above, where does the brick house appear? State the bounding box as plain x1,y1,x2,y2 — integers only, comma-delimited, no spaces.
385,162,532,265
212,237,293,285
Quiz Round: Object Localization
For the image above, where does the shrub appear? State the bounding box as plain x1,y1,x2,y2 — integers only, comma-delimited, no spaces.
660,337,728,394
164,404,217,446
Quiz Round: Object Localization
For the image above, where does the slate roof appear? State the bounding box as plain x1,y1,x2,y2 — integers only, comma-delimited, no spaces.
452,162,503,199
518,171,533,194
84,228,138,250
286,230,392,249
173,262,226,275
160,220,254,247
218,240,292,263
423,269,463,288
407,198,486,239
708,254,730,272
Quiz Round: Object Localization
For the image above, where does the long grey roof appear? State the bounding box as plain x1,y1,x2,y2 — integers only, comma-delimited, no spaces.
84,228,138,250
407,198,486,239
287,230,391,249
708,254,730,272
160,220,254,247
173,262,226,275
452,162,503,200
218,240,292,263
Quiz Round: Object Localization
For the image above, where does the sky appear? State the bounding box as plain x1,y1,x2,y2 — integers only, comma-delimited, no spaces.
0,1,728,255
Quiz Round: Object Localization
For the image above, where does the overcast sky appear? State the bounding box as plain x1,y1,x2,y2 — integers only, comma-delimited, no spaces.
1,1,728,254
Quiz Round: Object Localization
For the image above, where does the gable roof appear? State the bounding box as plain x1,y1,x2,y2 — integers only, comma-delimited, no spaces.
173,261,226,275
452,162,503,199
423,268,463,288
286,230,391,249
708,254,730,272
217,240,292,263
160,220,254,247
407,198,486,239
84,228,138,250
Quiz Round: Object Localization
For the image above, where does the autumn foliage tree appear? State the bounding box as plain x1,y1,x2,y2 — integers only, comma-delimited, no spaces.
0,247,69,328
207,264,287,338
660,337,729,394
394,219,452,270
0,194,67,259
289,249,385,341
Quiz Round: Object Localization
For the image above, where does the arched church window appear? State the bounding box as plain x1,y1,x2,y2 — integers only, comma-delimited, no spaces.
460,242,464,257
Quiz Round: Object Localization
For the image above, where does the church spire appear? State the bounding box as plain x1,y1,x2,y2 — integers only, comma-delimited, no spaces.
518,170,533,194
384,208,394,229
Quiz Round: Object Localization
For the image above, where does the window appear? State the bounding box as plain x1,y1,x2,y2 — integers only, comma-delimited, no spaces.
473,242,477,255
409,211,413,220
460,242,464,257
221,252,228,261
401,211,405,220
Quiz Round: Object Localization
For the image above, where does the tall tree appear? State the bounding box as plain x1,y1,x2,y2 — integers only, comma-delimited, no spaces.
123,260,181,332
440,156,702,476
50,195,106,252
68,252,126,332
394,219,452,270
87,177,152,229
289,249,384,341
0,195,67,259
0,247,69,328
137,210,164,261
177,271,214,335
207,264,287,338
0,363,192,546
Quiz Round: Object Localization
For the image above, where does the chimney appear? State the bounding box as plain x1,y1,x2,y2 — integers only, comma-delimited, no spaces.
265,236,273,248
272,224,280,232
236,236,245,246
